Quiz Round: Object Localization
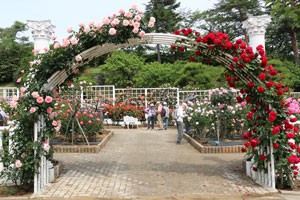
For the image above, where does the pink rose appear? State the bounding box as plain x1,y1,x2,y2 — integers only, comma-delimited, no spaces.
109,28,117,35
111,18,120,27
134,15,142,21
51,35,57,40
123,20,129,26
36,97,44,104
75,55,82,62
149,17,156,23
47,107,53,114
119,9,125,15
80,121,84,125
88,120,92,124
31,91,40,99
103,17,110,25
30,107,36,113
133,22,140,28
15,160,23,168
70,38,78,45
132,28,139,34
125,12,132,18
139,31,145,37
148,22,154,28
20,87,26,93
16,77,22,83
45,96,53,103
52,120,58,126
53,42,60,49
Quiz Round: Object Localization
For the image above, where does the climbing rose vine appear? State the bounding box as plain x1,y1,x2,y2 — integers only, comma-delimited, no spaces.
173,28,299,188
1,6,155,189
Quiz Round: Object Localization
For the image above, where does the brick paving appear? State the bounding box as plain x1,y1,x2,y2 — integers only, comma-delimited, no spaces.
36,128,280,199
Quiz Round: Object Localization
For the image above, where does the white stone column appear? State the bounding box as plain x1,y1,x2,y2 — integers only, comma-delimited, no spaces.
27,20,55,53
242,15,271,51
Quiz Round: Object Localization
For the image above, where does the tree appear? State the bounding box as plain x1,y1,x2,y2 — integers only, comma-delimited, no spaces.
0,21,33,83
266,0,300,66
144,0,182,63
100,51,145,88
190,0,264,40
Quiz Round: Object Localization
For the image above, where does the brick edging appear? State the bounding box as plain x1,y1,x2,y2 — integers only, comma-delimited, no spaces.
53,131,114,153
183,133,243,153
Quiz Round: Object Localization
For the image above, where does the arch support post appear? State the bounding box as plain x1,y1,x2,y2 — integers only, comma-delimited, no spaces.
242,15,271,50
27,20,55,53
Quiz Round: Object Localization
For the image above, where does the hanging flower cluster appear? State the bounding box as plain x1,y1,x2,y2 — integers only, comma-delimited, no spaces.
172,28,299,188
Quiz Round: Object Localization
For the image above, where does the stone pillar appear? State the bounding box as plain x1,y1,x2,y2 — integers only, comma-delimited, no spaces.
27,20,55,53
242,15,271,51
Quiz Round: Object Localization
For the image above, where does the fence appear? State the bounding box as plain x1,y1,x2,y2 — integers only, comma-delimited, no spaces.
0,87,19,101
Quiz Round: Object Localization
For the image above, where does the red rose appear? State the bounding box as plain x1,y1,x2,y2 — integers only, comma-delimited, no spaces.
174,30,180,35
189,57,195,62
232,57,239,63
244,141,250,148
258,73,266,81
272,126,281,135
247,82,254,88
287,132,295,139
257,86,265,93
241,148,246,153
195,51,201,56
236,96,243,103
250,138,259,147
245,96,251,102
243,131,252,139
179,46,185,52
196,37,202,43
288,155,300,164
247,112,253,119
260,155,266,160
266,81,275,88
277,88,284,95
273,143,279,149
290,117,298,123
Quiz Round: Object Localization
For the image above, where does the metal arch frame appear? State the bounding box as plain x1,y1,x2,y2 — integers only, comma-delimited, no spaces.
43,32,261,91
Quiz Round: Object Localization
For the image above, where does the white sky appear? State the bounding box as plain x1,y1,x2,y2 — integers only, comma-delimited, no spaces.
0,0,217,41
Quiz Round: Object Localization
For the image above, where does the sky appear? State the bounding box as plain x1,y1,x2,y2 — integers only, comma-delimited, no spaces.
0,0,217,41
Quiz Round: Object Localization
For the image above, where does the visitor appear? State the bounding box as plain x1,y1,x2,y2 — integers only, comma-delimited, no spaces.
156,102,163,130
162,102,170,130
176,102,186,144
184,101,193,133
0,106,9,126
145,103,156,130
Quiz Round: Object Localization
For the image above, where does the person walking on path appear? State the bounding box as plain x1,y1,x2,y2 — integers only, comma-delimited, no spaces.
145,103,156,130
176,102,186,144
156,102,163,130
162,102,170,130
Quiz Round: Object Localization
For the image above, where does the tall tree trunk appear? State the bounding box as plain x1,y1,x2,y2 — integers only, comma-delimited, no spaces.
290,30,299,66
156,44,162,63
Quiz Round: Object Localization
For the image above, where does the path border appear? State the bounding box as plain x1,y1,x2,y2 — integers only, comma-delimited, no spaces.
183,133,244,153
53,130,114,153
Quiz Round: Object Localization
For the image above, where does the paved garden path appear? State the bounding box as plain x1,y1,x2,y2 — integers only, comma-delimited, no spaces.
36,128,282,199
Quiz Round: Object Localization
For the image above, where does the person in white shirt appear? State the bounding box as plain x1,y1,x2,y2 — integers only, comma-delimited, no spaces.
176,102,186,144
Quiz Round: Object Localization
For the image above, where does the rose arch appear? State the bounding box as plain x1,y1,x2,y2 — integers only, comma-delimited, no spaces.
2,7,300,193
